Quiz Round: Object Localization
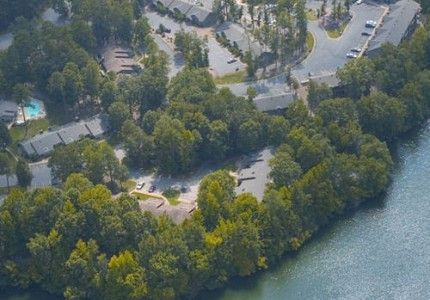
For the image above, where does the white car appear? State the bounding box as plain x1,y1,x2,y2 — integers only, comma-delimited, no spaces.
365,20,377,28
351,47,362,53
136,182,145,190
356,0,363,4
227,58,237,64
346,52,358,59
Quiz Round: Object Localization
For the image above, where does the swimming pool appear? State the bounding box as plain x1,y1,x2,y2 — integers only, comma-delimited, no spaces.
15,98,46,125
24,99,43,118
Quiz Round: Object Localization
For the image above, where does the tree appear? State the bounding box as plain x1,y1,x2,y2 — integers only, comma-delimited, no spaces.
83,60,101,100
243,51,257,78
133,17,151,50
270,151,302,187
104,251,148,300
307,80,333,111
47,71,65,106
237,119,262,153
337,57,375,100
357,91,406,141
13,83,31,131
64,239,105,299
108,101,131,134
0,153,13,191
152,115,197,174
62,63,83,109
0,122,11,150
16,159,32,188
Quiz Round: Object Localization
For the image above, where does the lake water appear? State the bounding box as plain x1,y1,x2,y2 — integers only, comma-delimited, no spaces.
2,124,430,300
210,124,430,300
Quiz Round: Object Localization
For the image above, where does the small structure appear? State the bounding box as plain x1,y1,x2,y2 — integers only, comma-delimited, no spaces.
235,148,274,201
254,93,296,113
367,0,421,57
216,22,273,64
16,98,46,125
152,0,216,27
57,122,91,145
0,100,18,123
100,46,141,75
18,114,109,159
138,199,195,224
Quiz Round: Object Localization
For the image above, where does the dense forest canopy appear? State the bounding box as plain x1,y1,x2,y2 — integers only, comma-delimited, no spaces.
0,0,49,30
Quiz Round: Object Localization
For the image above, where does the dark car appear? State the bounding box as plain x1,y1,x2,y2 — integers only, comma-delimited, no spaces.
361,31,371,36
148,185,156,193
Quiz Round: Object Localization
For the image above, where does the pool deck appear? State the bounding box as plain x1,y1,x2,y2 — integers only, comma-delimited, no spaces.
16,98,47,125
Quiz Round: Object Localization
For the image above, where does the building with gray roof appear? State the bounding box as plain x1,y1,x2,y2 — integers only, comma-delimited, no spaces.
58,123,91,145
169,0,193,15
216,22,274,64
254,93,296,113
0,100,18,123
85,115,109,138
367,0,421,57
30,131,63,157
235,148,274,201
18,114,109,159
100,46,141,75
153,0,216,27
138,199,195,224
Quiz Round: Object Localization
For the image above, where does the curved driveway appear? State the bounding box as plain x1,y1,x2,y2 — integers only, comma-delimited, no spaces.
224,1,386,98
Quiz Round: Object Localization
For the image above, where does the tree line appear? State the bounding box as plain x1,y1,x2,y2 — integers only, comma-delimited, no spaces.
1,6,430,300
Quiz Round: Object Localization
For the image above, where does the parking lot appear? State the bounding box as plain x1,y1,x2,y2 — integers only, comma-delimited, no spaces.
129,160,232,204
223,1,387,98
144,10,244,77
293,1,386,81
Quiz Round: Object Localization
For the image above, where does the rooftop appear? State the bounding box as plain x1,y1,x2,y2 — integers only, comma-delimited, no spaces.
0,100,18,116
139,199,195,224
216,22,263,56
254,93,296,112
100,46,140,75
58,122,91,144
18,114,109,158
235,148,274,201
368,0,421,52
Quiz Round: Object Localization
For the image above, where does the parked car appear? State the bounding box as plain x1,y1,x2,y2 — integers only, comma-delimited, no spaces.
351,47,362,53
136,182,145,190
356,0,363,4
227,58,237,64
361,31,371,36
148,185,156,193
365,20,377,28
346,52,358,59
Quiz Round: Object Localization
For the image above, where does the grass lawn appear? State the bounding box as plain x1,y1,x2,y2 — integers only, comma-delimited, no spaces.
122,179,136,192
306,9,318,21
162,188,180,205
214,70,246,85
131,191,164,201
9,119,50,150
307,32,315,53
326,22,348,39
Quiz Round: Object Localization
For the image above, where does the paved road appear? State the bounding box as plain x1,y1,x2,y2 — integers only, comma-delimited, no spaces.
145,10,244,77
223,1,386,98
0,160,52,190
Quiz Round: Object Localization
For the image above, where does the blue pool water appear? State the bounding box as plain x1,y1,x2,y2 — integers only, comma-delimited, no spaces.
24,99,43,118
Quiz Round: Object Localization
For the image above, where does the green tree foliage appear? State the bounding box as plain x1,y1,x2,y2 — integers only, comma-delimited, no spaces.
357,91,406,141
49,139,125,187
307,80,333,111
16,159,32,188
0,122,12,150
174,30,208,68
270,149,302,188
337,57,375,100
